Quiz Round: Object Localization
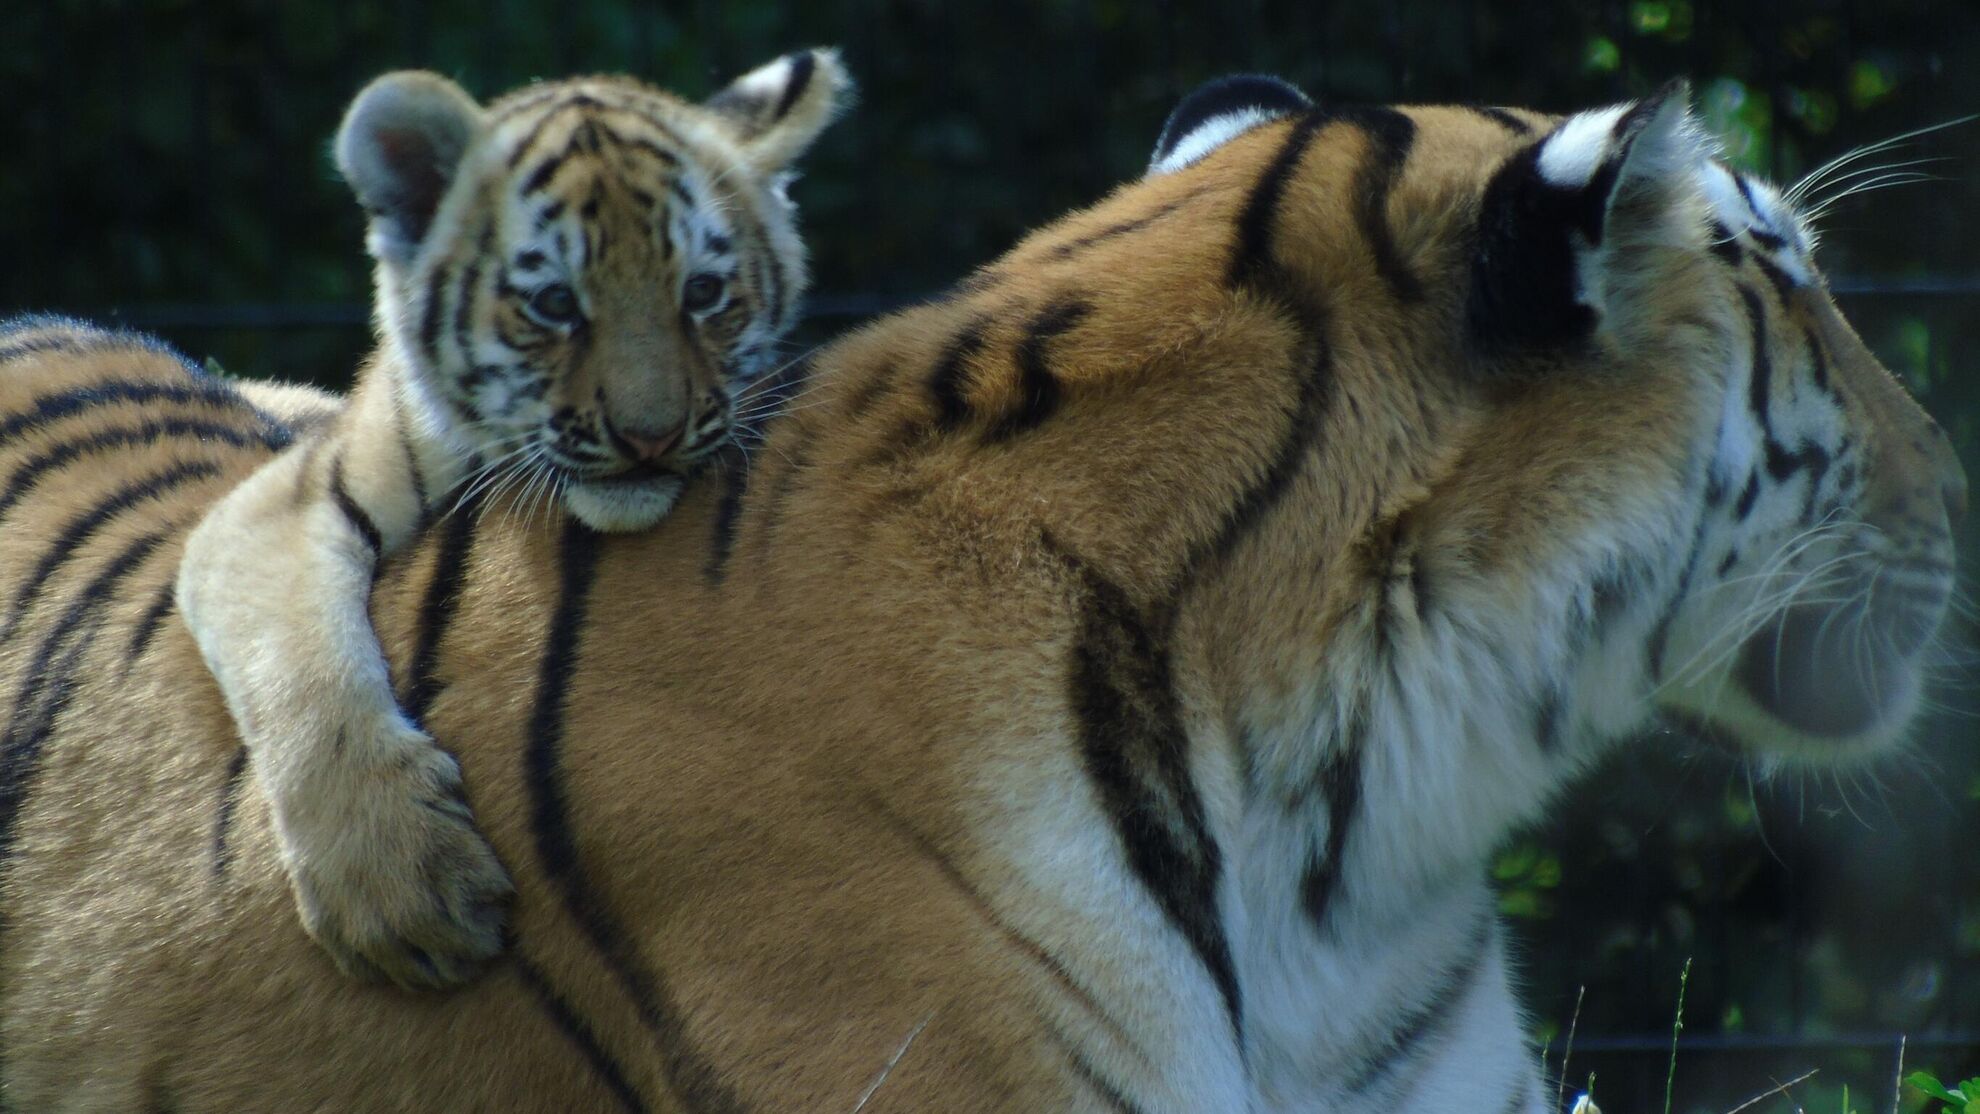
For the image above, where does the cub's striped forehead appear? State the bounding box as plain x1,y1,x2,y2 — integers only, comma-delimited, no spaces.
474,79,742,272
485,80,716,203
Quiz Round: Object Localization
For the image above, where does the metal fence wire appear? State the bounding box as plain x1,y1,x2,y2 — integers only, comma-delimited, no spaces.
6,2,1979,1110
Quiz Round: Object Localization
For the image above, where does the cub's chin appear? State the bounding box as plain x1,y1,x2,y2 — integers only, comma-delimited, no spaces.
565,473,686,534
1658,589,1945,766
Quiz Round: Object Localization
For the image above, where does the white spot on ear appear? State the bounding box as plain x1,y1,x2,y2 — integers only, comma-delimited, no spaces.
1537,104,1630,186
1700,161,1750,233
1149,107,1285,176
728,55,795,104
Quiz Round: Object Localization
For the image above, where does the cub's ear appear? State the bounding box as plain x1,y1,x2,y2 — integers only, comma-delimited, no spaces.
335,71,486,268
1148,74,1312,176
704,48,853,175
1469,80,1708,355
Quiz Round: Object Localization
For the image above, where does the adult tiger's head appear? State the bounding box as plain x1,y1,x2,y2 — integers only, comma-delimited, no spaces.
1136,78,1965,777
342,50,849,530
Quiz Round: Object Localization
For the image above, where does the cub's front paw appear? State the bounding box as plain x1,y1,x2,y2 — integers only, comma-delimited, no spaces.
274,720,515,990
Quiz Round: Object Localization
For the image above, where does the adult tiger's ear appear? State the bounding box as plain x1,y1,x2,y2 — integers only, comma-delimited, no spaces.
335,71,486,268
704,48,853,175
1148,74,1312,177
1469,80,1709,355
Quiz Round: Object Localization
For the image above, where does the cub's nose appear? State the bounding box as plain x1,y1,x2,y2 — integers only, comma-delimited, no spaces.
608,421,685,463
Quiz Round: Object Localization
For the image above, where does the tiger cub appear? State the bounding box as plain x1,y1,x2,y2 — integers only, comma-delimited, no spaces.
175,51,850,989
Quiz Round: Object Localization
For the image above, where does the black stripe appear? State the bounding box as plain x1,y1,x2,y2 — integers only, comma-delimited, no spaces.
453,242,487,372
1228,112,1326,288
703,459,750,584
1752,252,1797,302
418,260,452,362
1054,536,1243,1041
210,745,250,878
928,319,991,431
620,136,681,169
1342,912,1493,1095
0,319,194,369
865,793,1137,1054
2,459,221,644
0,417,274,526
838,362,893,421
1299,731,1363,928
125,578,178,663
1179,325,1334,586
1733,175,1788,249
1708,221,1745,267
1732,472,1760,520
1804,327,1833,396
1046,197,1196,261
1463,105,1532,134
1740,286,1774,435
527,520,748,1114
772,51,816,120
0,378,277,447
0,332,92,365
1533,687,1565,753
1766,439,1830,485
1499,1075,1532,1114
1647,516,1709,682
988,299,1090,442
514,139,578,193
1057,1035,1150,1114
1342,107,1423,303
396,405,430,512
514,954,651,1114
402,494,482,725
0,526,175,868
329,456,385,555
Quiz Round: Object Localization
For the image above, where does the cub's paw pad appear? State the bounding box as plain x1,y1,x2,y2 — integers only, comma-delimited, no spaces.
280,728,515,991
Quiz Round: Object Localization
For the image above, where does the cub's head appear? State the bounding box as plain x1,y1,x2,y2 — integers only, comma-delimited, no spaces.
1146,80,1964,772
336,51,850,530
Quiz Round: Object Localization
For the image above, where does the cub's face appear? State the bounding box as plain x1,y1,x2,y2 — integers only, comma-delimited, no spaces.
336,53,848,531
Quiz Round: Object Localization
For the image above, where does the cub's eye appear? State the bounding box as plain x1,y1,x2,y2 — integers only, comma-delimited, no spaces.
525,283,584,328
682,273,727,314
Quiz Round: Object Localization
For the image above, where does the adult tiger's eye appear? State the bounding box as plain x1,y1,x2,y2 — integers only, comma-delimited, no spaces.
526,283,583,327
682,273,726,314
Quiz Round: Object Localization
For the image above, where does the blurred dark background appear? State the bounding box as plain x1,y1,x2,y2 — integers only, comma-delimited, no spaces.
5,2,1977,1110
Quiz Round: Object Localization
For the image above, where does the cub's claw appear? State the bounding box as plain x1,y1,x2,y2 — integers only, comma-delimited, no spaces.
272,722,515,991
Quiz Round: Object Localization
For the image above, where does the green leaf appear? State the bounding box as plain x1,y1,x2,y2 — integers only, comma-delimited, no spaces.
1908,1072,1962,1103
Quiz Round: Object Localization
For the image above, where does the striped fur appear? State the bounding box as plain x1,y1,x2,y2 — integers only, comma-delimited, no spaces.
171,54,850,989
0,80,1963,1111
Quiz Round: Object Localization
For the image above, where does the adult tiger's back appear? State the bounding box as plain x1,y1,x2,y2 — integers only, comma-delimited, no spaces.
0,80,1964,1112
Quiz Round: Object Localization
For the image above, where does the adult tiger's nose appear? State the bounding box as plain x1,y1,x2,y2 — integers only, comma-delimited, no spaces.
609,421,684,463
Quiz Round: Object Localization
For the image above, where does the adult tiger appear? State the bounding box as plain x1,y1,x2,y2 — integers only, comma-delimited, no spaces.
0,77,1962,1112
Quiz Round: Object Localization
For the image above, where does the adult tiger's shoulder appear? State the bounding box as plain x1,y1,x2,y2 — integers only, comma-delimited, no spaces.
0,78,1962,1112
172,52,850,989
